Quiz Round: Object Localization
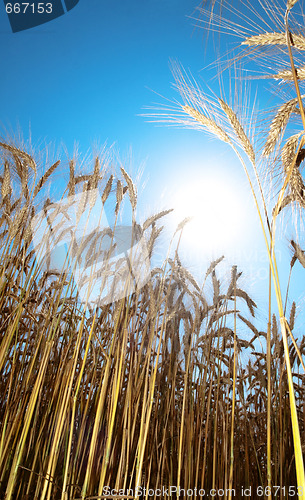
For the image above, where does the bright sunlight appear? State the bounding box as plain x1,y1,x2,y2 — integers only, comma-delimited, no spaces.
168,169,255,265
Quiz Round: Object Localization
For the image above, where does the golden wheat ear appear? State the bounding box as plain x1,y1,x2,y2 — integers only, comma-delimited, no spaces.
264,98,300,156
219,98,255,163
291,240,305,268
120,166,137,210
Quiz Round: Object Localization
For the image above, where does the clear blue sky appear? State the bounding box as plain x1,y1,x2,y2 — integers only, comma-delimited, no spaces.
0,0,304,330
0,0,214,150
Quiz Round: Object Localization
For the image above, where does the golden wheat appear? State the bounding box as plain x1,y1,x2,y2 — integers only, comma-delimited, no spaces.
219,98,255,163
121,166,137,210
182,105,231,143
115,179,123,215
101,174,113,204
264,98,300,155
33,160,60,197
242,32,305,50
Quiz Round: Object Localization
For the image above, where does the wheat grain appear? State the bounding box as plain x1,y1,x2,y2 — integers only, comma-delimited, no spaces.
120,166,137,210
88,188,98,210
13,154,29,201
8,198,22,216
219,99,255,163
115,179,123,215
33,161,60,197
175,217,192,234
242,32,305,50
182,105,231,143
281,133,305,207
291,240,305,268
9,205,28,239
289,302,296,331
68,160,75,196
205,256,225,279
1,162,12,200
264,98,299,155
76,190,89,223
238,314,259,338
281,133,303,169
270,66,305,81
211,269,220,306
142,209,173,231
92,157,100,187
75,174,91,184
0,142,36,173
23,223,33,244
181,267,201,292
101,175,113,204
235,288,257,317
85,227,113,267
147,224,163,258
287,0,299,10
86,158,101,205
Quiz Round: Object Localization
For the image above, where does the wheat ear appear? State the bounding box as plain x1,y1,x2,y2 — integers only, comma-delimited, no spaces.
33,161,60,197
281,133,305,207
219,99,255,163
264,98,300,155
270,67,305,81
1,162,12,200
242,32,305,51
142,209,174,231
182,105,231,143
115,179,123,215
0,143,36,173
120,167,137,210
101,175,113,204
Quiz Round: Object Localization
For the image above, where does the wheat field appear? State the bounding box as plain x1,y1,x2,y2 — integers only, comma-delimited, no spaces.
0,139,304,499
2,0,305,498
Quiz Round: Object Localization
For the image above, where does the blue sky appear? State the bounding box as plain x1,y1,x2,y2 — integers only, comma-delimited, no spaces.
0,0,304,328
0,0,210,148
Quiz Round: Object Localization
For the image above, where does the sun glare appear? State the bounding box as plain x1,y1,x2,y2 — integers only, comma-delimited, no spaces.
168,171,253,264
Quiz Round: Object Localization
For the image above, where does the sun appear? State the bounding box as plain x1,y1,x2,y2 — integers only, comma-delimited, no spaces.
168,170,254,265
